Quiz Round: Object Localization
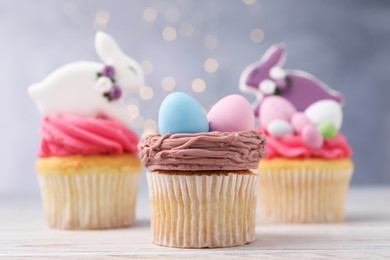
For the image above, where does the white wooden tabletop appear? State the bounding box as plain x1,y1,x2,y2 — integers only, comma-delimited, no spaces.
1,187,390,259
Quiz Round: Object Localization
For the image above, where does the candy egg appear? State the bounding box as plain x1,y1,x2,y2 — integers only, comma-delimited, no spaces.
304,99,343,131
158,92,209,135
95,76,112,93
259,79,277,94
269,66,286,81
260,96,296,126
317,121,337,138
207,95,254,132
267,119,294,137
301,124,324,148
291,112,313,133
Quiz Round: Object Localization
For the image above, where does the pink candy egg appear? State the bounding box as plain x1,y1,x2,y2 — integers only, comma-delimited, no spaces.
259,96,296,126
207,95,254,132
301,124,324,148
291,112,313,133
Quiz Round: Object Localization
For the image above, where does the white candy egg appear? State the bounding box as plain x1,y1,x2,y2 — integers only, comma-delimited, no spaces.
267,119,294,137
95,76,112,93
259,79,276,94
269,66,286,80
304,99,343,131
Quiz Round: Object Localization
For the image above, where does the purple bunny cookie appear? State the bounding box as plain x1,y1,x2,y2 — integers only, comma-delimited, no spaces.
240,43,343,116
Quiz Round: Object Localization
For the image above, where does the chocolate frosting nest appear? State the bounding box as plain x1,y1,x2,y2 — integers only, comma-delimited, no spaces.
138,130,266,171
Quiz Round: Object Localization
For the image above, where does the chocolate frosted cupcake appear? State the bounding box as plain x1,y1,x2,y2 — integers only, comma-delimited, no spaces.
139,92,266,248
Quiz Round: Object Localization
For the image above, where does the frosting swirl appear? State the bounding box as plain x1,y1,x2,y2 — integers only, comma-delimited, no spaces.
258,127,352,159
38,114,138,157
138,130,266,171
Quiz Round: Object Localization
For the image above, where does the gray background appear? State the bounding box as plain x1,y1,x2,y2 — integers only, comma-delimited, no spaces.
0,0,389,196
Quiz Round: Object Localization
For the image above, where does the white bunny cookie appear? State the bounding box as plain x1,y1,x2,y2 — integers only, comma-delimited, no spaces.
28,31,144,124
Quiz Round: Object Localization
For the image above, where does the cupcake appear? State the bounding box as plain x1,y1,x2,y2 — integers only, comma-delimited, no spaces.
240,44,353,223
28,31,145,229
138,92,266,248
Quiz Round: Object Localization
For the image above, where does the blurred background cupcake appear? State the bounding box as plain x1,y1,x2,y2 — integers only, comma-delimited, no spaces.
29,31,145,229
138,92,266,248
240,44,353,223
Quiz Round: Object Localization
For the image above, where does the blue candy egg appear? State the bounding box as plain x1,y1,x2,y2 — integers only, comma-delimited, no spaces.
158,92,209,135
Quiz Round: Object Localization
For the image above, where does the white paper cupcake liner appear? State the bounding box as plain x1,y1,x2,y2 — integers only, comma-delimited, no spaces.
147,171,257,248
38,171,140,229
258,166,353,223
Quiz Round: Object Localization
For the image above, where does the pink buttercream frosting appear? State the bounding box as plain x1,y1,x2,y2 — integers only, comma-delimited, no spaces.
258,127,352,160
38,114,138,157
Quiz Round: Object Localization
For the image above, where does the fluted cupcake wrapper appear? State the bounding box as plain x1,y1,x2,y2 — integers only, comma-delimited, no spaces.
38,171,140,229
147,171,258,248
257,166,353,223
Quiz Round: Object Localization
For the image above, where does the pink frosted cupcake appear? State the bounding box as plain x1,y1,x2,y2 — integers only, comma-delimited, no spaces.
29,31,145,229
241,44,354,223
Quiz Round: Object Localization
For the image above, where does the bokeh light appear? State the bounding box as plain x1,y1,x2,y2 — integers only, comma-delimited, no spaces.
143,119,158,131
204,58,219,73
192,79,206,93
140,60,154,75
139,86,154,100
250,28,264,43
142,128,158,138
126,104,139,120
162,26,177,41
161,77,176,91
95,10,110,29
143,7,157,22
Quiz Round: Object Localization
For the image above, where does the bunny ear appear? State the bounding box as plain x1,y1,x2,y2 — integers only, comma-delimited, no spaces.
240,43,286,94
240,43,287,117
95,31,123,63
261,43,286,69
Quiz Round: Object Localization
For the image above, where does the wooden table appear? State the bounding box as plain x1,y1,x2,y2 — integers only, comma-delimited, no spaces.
1,187,389,259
